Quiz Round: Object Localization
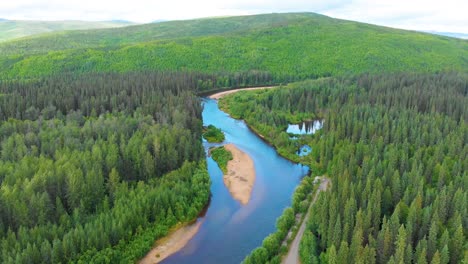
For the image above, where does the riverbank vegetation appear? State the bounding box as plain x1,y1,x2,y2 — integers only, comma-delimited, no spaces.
243,176,317,263
203,125,225,143
221,72,467,264
210,146,233,173
219,88,321,164
0,72,211,263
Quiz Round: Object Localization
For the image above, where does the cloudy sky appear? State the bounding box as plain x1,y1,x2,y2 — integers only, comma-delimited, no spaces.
1,0,467,33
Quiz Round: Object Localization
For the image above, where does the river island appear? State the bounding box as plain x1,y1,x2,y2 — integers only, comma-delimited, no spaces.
222,144,255,205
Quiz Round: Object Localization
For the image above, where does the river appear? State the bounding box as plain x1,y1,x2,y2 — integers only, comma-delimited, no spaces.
161,98,309,264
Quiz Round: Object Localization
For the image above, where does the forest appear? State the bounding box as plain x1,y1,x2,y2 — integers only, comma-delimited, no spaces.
0,72,211,263
0,13,466,81
219,72,467,263
0,11,466,264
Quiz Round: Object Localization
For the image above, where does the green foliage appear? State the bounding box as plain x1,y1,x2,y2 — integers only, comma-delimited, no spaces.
223,72,468,264
0,13,466,81
203,125,225,143
242,175,316,263
1,12,468,264
219,87,323,163
243,207,295,264
210,146,233,173
0,13,316,56
0,72,211,263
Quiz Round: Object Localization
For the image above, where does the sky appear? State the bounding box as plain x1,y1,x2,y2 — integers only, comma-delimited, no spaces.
1,0,467,34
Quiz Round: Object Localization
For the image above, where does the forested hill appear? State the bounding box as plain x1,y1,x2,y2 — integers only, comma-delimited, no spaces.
0,13,466,81
0,13,320,56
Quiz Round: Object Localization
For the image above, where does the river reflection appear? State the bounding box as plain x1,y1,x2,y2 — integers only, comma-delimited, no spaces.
286,120,323,135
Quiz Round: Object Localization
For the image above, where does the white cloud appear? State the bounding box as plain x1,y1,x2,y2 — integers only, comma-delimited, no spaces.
0,0,467,33
323,0,468,33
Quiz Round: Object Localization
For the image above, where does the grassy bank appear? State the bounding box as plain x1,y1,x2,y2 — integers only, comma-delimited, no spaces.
210,146,233,173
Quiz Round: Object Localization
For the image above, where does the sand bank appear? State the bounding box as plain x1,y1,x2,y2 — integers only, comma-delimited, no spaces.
139,221,202,264
223,144,255,205
209,86,276,100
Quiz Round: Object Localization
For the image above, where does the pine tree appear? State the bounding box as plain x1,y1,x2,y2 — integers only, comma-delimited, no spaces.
394,225,407,263
328,245,338,264
449,223,464,264
332,217,342,249
416,246,428,264
337,241,350,264
427,216,439,261
431,251,441,264
440,245,449,264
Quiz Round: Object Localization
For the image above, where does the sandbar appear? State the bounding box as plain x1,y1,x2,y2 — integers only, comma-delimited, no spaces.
223,144,255,205
139,221,202,264
209,86,276,100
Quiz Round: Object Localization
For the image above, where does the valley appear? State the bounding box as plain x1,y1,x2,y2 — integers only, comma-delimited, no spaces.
0,11,466,264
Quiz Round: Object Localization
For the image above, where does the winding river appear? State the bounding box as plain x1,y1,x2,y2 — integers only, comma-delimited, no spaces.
162,98,309,264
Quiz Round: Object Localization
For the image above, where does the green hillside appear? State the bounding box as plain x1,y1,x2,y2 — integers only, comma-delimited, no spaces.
0,13,466,81
0,13,317,56
0,19,134,42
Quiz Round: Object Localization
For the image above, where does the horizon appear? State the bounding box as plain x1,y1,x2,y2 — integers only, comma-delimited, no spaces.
1,0,467,34
1,12,468,38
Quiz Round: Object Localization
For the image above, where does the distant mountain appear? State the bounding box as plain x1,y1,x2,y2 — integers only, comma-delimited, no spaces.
0,20,135,42
423,31,468,39
0,12,466,80
152,19,167,23
110,19,135,24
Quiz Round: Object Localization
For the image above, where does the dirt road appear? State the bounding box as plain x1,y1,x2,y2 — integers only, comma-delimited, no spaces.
282,177,330,264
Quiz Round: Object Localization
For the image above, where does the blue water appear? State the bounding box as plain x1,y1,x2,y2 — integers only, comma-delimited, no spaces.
162,99,309,264
286,120,323,135
297,145,312,157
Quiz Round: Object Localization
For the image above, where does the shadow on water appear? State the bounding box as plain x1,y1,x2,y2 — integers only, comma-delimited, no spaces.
162,99,309,264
